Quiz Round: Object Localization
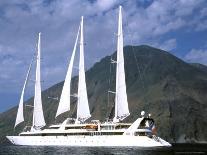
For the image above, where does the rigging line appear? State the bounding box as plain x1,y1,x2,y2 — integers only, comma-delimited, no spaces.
107,56,112,115
106,54,114,119
124,20,147,99
106,22,116,119
107,90,110,120
70,77,79,119
24,51,37,129
70,97,78,119
13,126,15,134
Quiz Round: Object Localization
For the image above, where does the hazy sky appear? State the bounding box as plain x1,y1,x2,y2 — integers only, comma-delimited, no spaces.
0,0,207,112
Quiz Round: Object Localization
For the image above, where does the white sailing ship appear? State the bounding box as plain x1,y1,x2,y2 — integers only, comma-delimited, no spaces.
7,6,171,147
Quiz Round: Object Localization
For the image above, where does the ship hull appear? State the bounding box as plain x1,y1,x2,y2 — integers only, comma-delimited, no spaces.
7,135,171,147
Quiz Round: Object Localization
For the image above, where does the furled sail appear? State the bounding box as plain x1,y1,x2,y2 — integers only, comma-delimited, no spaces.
14,58,33,128
56,26,80,118
32,33,46,129
76,16,91,122
113,6,130,123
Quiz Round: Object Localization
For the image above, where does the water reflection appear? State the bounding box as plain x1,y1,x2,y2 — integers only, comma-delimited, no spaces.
0,145,174,155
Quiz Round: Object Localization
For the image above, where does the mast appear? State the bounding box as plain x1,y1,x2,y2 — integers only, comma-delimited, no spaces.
76,16,91,123
14,58,33,128
113,6,130,123
56,25,80,118
32,32,46,129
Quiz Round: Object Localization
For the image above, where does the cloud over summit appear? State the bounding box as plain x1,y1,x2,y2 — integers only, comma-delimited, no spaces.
0,0,207,111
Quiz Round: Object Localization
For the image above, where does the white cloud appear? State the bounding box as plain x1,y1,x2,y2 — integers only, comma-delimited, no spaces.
185,49,207,65
152,18,186,35
0,0,207,110
195,20,207,31
156,38,177,51
96,0,118,11
200,7,207,18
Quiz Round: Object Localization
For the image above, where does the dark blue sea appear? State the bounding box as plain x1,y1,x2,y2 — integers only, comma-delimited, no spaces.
0,144,206,155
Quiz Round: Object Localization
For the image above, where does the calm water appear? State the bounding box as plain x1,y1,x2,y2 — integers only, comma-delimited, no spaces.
0,144,206,155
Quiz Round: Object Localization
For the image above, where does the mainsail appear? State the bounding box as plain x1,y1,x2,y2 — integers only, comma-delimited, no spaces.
56,17,90,123
113,6,130,122
76,16,91,122
14,58,33,128
32,33,46,129
56,26,80,117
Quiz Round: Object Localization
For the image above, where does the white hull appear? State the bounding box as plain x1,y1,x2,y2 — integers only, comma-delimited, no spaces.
7,135,171,147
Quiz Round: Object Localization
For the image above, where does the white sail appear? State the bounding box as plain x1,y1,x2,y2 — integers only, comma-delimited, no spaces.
76,16,91,122
32,32,46,129
113,6,130,122
56,26,80,118
14,59,33,128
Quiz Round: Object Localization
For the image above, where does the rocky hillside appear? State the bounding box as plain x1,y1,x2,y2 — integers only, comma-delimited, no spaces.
1,45,207,143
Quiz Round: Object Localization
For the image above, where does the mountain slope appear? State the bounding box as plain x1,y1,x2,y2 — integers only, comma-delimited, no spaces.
1,45,207,143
